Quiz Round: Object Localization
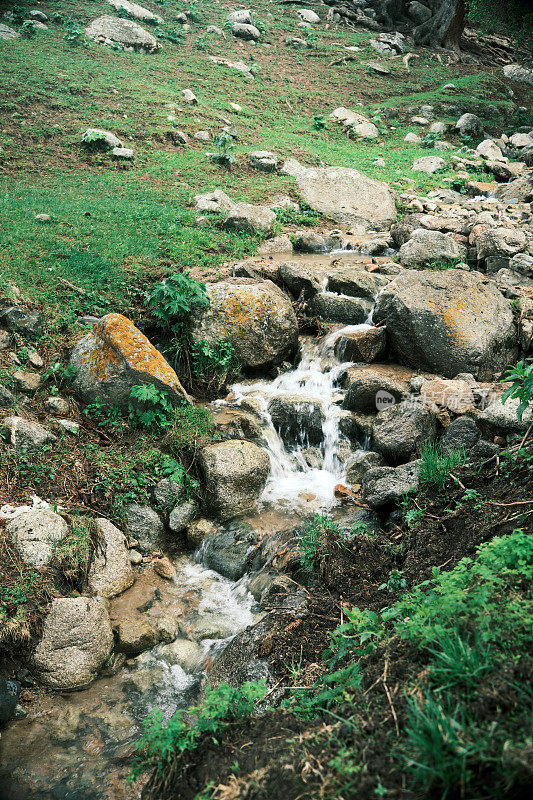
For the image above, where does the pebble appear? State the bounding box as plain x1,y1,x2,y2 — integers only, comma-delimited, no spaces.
35,213,51,222
129,550,143,565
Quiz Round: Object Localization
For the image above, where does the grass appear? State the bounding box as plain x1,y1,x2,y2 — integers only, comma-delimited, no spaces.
419,442,468,489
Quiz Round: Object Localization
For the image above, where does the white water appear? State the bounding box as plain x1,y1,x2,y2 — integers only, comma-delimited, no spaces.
230,323,374,512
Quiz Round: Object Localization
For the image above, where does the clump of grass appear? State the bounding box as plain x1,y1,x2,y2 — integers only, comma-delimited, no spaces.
52,516,95,588
419,442,467,489
162,404,220,460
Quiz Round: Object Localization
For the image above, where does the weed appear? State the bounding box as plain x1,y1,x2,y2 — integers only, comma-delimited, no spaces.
41,361,77,391
128,384,175,431
163,403,219,458
81,131,114,152
207,132,236,169
297,514,340,575
52,516,94,588
20,21,37,39
312,113,326,131
419,442,467,489
425,630,493,691
501,361,533,420
189,339,240,393
379,569,407,595
145,272,209,336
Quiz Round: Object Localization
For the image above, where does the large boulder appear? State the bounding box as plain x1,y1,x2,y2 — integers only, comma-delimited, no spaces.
373,270,517,380
477,397,533,435
87,519,134,599
231,22,261,41
223,204,276,234
268,395,324,449
294,166,396,232
1,417,56,450
31,597,113,690
342,369,408,413
70,313,189,408
334,326,387,363
476,228,527,260
372,400,437,464
85,15,160,52
199,440,270,520
398,229,467,267
124,504,164,551
189,279,298,369
363,461,421,509
309,292,372,324
493,175,533,203
6,508,68,569
327,268,388,299
455,113,483,139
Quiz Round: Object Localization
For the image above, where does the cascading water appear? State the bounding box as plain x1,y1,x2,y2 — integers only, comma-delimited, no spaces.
229,322,376,512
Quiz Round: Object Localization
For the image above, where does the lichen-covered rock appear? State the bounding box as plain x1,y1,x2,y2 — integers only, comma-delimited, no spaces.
1,417,56,450
70,313,189,408
7,508,68,569
294,166,396,232
373,269,517,380
31,598,113,690
199,440,270,520
398,229,467,267
87,519,134,599
86,15,160,52
189,279,298,369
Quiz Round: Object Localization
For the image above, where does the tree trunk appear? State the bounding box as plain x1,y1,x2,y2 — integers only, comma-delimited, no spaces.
413,0,466,49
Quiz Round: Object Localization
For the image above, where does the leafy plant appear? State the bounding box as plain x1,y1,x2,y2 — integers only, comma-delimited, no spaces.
421,131,441,148
154,23,185,44
207,132,236,168
41,361,77,389
163,403,219,457
82,130,113,152
130,681,266,781
52,516,94,587
312,113,326,131
128,384,175,430
501,361,533,421
20,20,37,39
379,569,407,595
419,442,467,489
297,514,340,575
145,272,209,335
190,338,240,392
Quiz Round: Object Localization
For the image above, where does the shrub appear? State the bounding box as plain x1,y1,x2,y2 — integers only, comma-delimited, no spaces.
145,272,209,335
20,20,37,39
128,384,175,431
207,132,236,168
82,130,113,152
163,403,219,458
190,338,240,392
52,516,94,587
297,514,341,575
501,361,533,420
419,442,467,489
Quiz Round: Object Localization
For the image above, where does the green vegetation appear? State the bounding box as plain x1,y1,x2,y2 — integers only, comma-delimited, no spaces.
419,442,468,489
130,680,266,782
297,514,342,575
145,272,210,336
502,361,533,420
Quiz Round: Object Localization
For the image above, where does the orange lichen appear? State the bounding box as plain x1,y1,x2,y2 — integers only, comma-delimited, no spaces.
418,286,493,350
208,285,285,339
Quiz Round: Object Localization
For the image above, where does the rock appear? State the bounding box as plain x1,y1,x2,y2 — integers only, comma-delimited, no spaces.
199,440,269,520
182,88,198,105
168,501,198,533
223,203,276,234
43,396,69,415
0,329,13,350
35,213,51,222
509,133,533,149
7,508,68,569
0,307,43,337
1,417,56,450
115,620,157,655
87,519,134,599
0,23,19,40
70,313,189,409
372,401,437,464
187,518,215,549
189,279,298,369
405,132,422,144
202,521,258,580
106,0,162,24
407,1,432,23
390,214,424,247
476,139,504,161
155,616,180,643
327,268,388,299
342,371,407,413
129,549,143,565
440,416,481,454
477,397,533,434
279,261,322,297
153,556,176,580
0,678,20,724
493,175,533,203
510,253,533,277
476,228,527,260
455,113,484,139
297,9,320,23
334,326,387,363
345,450,386,484
231,22,260,41
85,15,160,52
157,639,204,672
209,56,254,80
411,116,429,125
26,348,43,368
194,189,234,213
294,166,396,232
363,460,421,509
309,292,372,324
352,121,379,139
56,419,79,436
124,504,164,551
12,370,41,393
373,269,517,380
194,131,210,141
280,158,307,177
434,141,454,151
31,598,113,690
503,64,533,86
485,160,524,181
398,229,467,267
429,121,448,135
153,477,186,510
227,10,254,25
412,156,445,175
249,150,278,172
258,235,294,255
268,395,324,449
292,231,334,254
0,384,16,407
420,377,475,414
112,146,134,160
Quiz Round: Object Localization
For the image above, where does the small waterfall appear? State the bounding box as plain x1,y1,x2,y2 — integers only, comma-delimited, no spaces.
230,324,375,511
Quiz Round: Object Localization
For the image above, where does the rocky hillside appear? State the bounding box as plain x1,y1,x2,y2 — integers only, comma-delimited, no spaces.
0,2,532,800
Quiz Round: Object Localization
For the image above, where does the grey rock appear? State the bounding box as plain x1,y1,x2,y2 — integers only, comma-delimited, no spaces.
57,419,79,436
168,500,198,533
334,326,387,363
372,400,437,464
231,22,260,41
0,23,20,40
106,0,163,24
0,306,43,336
476,139,504,161
390,214,424,247
477,397,533,434
82,128,123,149
279,261,322,297
227,10,254,25
13,370,41,393
249,150,278,172
189,279,298,369
503,64,533,86
31,597,113,690
476,227,527,260
342,371,407,413
7,508,68,569
455,113,484,139
363,460,421,509
153,477,186,510
408,2,432,24
45,396,70,415
398,229,466,267
268,394,324,449
292,231,334,254
85,15,160,52
374,269,516,380
115,620,157,656
1,417,56,450
124,504,164,551
440,417,481,454
412,156,445,174
199,440,269,520
87,519,134,599
0,678,20,724
309,292,372,324
187,518,216,549
493,175,533,203
510,253,533,277
223,203,276,234
194,189,235,213
202,521,258,581
297,9,320,24
0,329,13,349
0,384,16,407
345,450,386,484
112,147,134,160
327,268,388,299
156,639,204,672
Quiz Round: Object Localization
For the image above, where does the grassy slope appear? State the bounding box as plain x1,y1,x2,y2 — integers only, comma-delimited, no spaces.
0,0,524,331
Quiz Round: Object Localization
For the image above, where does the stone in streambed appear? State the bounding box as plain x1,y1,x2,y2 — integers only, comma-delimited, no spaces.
199,440,269,521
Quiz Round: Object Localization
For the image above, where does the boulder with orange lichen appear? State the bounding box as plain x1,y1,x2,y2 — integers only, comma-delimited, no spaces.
189,278,298,369
373,269,517,380
69,313,189,408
